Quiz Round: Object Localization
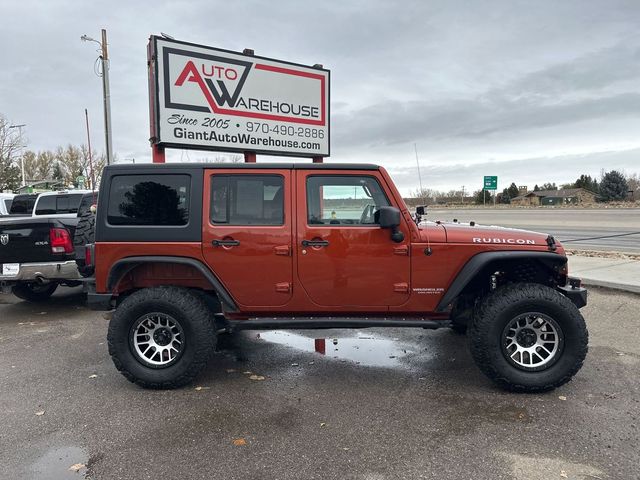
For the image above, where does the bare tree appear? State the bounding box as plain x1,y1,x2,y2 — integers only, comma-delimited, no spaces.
21,150,39,180
0,114,24,191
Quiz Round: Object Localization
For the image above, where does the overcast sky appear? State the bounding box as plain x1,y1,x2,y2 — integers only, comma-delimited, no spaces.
1,0,639,194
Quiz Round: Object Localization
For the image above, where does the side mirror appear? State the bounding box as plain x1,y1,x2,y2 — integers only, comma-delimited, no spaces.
378,206,400,228
415,205,426,216
377,206,404,243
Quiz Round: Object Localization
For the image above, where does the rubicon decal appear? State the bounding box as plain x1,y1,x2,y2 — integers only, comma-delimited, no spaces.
472,238,536,244
150,36,330,157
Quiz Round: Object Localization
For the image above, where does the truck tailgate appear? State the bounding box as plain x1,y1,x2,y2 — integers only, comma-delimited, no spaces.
0,218,54,264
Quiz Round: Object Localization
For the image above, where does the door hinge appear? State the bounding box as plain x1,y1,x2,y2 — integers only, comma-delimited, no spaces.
274,245,291,256
393,245,409,256
393,282,409,293
275,282,291,293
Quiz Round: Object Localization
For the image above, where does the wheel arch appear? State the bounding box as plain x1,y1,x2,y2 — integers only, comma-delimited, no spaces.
107,256,238,312
436,251,567,313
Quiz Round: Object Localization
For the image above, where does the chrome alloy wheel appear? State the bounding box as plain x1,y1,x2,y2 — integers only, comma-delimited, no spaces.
131,313,184,368
502,313,563,370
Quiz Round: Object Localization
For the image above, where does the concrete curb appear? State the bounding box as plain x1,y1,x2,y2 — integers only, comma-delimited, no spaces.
581,279,640,295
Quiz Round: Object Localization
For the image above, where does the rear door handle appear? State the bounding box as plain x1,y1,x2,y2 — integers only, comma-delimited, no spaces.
301,239,329,247
212,239,240,247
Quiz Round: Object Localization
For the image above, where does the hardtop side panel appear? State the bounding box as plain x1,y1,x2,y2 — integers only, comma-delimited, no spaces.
95,166,203,242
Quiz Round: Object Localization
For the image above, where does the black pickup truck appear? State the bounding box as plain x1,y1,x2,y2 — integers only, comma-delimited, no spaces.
0,216,81,301
0,192,98,302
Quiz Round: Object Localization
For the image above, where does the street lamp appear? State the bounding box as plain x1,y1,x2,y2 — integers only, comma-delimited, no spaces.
81,29,112,165
8,123,26,186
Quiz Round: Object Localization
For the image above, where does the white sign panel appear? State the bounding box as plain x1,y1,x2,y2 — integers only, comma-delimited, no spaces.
150,37,330,157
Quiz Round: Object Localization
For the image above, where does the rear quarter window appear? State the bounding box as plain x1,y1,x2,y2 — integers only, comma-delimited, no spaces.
107,174,190,226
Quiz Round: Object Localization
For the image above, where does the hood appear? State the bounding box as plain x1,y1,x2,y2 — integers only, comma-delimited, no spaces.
419,221,557,249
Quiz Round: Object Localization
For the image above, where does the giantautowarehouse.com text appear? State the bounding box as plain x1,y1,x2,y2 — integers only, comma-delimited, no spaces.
173,128,321,151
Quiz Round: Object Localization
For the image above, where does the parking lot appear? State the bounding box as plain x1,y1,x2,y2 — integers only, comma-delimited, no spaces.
0,287,638,479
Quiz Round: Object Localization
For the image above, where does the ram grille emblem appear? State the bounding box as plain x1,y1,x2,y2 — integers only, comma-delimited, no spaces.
0,234,8,246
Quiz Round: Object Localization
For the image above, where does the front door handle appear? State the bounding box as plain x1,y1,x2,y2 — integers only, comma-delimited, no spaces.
301,239,329,247
212,239,240,247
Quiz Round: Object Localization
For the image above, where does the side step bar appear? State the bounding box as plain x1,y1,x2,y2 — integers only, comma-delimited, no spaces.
223,317,451,331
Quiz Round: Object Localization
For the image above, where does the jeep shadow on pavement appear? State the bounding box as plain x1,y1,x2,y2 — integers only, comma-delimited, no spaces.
83,162,588,392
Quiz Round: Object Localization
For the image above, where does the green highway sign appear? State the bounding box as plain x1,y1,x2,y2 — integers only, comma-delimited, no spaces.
483,175,497,190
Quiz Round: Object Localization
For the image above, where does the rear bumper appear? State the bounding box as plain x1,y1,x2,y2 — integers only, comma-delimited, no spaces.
0,260,80,283
82,278,114,310
558,281,588,309
87,292,114,311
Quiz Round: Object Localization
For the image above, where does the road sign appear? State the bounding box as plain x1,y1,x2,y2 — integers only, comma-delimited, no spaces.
483,176,497,190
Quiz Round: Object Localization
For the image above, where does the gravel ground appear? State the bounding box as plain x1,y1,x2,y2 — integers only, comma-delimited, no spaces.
0,286,638,479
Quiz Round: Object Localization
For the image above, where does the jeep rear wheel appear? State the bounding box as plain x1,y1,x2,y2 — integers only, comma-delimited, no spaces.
107,287,216,389
469,283,588,392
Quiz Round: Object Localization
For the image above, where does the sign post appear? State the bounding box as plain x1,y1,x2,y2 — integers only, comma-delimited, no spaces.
483,176,498,207
147,36,330,163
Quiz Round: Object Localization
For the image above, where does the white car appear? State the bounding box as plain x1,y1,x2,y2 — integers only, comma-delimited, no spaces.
29,190,94,219
0,193,15,216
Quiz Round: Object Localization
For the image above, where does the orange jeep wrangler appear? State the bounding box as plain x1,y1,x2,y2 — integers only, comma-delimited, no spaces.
86,162,588,391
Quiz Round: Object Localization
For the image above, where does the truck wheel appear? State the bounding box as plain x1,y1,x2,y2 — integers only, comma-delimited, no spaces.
107,287,217,389
12,283,58,302
73,210,96,277
469,283,588,392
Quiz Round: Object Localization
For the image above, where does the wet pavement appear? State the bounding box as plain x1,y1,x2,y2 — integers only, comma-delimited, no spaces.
0,287,639,479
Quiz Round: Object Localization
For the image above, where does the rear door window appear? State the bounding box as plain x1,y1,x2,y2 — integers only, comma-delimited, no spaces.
210,175,284,225
107,174,190,225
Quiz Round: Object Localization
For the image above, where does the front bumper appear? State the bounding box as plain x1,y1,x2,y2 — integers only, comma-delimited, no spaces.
0,260,81,283
558,279,588,309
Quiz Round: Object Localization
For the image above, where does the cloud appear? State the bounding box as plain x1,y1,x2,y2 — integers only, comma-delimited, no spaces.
0,0,639,193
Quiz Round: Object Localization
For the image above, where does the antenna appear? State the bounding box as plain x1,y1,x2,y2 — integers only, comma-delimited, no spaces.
414,143,424,198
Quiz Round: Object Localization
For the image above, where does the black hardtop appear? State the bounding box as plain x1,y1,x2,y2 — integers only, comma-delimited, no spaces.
103,162,380,173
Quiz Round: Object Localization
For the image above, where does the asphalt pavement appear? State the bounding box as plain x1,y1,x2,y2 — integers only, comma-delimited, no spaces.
0,286,638,480
428,208,640,254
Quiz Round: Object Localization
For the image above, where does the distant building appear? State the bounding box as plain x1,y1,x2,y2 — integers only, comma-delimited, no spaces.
16,179,65,194
510,188,597,206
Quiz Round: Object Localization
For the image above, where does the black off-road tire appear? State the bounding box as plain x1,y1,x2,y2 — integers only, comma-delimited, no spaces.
73,210,96,277
469,283,588,392
450,322,468,335
12,283,58,302
107,287,217,389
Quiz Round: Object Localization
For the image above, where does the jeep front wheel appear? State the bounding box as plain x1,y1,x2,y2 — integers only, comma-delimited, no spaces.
107,287,216,389
469,283,588,392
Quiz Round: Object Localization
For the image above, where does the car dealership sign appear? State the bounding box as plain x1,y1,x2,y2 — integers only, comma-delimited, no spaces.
148,36,330,157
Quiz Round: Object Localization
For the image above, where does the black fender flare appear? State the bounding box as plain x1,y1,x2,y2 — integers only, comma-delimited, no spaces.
106,256,238,312
435,251,567,312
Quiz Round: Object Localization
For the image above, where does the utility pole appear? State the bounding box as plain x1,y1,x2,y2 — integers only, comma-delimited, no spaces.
81,29,113,165
461,185,466,204
101,29,113,165
8,124,26,186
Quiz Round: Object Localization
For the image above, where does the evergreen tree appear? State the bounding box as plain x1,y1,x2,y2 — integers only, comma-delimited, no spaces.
500,188,510,204
599,170,628,201
507,182,519,199
474,189,492,204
